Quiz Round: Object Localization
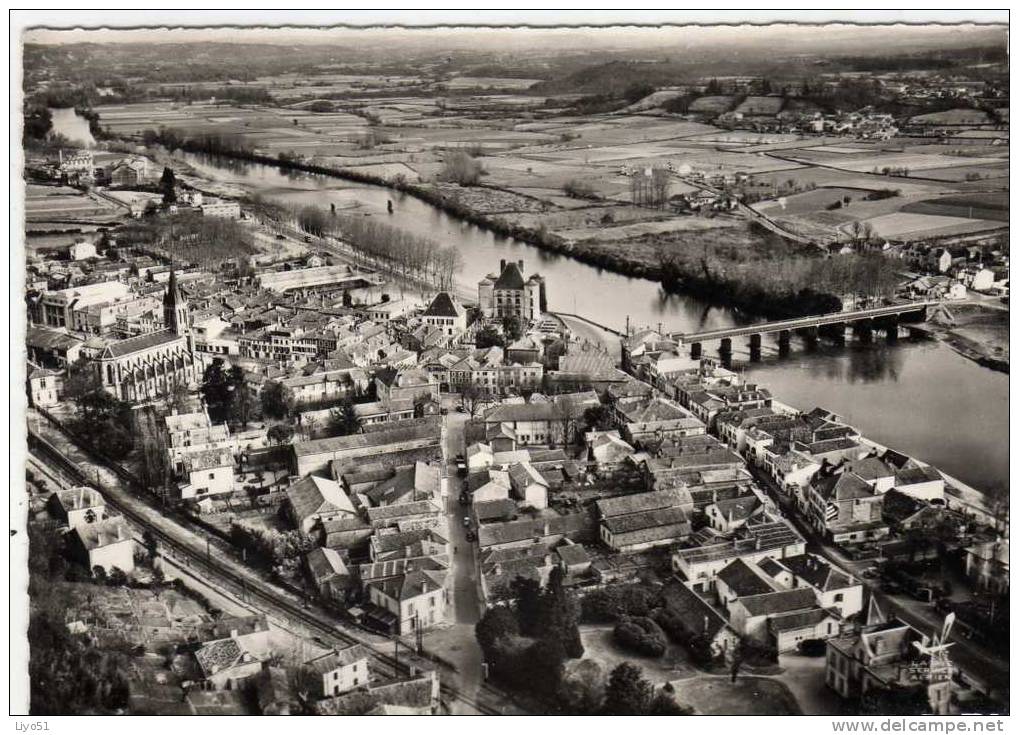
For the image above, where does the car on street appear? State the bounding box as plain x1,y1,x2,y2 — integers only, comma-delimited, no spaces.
456,405,466,413
462,516,471,528
440,407,448,415
459,492,469,506
465,530,477,542
456,461,467,476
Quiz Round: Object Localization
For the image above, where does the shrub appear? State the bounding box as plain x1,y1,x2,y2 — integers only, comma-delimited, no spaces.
797,638,826,657
581,584,662,623
613,616,667,657
563,179,599,200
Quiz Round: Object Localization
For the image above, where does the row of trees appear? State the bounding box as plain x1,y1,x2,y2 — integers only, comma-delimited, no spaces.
294,206,464,291
629,166,672,209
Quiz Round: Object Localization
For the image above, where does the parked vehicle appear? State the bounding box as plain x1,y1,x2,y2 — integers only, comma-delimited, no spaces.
462,516,471,528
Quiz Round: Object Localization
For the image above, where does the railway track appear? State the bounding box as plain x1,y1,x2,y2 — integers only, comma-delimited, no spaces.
27,430,501,715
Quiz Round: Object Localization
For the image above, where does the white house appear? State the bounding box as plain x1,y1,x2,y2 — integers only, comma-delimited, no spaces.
304,644,370,698
179,448,235,500
49,486,107,530
507,462,549,510
69,515,135,575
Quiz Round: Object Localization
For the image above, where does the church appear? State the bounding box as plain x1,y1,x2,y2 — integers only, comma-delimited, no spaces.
97,267,200,403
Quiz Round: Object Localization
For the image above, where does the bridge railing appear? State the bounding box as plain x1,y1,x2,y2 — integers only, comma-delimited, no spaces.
677,301,933,343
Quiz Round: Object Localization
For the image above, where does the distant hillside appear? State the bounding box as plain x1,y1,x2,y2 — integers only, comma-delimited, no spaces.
530,60,690,97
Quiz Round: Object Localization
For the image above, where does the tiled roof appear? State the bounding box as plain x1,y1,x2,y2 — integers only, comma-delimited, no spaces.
286,475,355,523
717,558,777,597
738,588,816,617
102,329,182,358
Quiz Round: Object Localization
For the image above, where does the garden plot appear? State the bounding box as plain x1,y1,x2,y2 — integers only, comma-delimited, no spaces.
747,167,950,197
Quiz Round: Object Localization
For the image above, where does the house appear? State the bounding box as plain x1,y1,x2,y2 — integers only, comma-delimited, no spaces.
661,580,740,658
421,291,467,338
291,417,442,476
68,239,97,261
805,471,888,545
305,546,353,601
715,560,834,651
26,364,63,408
179,448,235,500
68,515,135,575
286,475,358,533
194,636,265,691
826,604,951,715
365,500,443,531
468,469,511,504
507,462,549,510
587,430,635,467
760,554,863,619
600,507,690,553
964,540,1008,594
478,511,594,553
671,517,805,592
374,367,438,404
705,494,764,533
365,569,448,635
304,644,370,698
892,466,945,502
166,409,233,467
555,540,592,576
49,486,107,530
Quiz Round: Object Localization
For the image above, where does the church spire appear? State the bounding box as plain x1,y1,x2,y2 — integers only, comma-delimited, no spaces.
163,261,190,338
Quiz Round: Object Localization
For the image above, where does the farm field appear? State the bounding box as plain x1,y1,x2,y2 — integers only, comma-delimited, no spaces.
753,187,879,216
852,211,1006,240
902,192,1010,222
25,183,123,223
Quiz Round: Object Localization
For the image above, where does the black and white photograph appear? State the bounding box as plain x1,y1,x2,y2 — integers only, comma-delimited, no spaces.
9,9,1011,722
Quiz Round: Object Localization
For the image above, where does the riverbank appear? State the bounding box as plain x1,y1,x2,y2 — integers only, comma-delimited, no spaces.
916,303,1009,374
153,143,846,322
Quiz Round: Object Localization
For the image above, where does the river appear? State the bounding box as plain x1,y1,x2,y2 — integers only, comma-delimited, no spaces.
47,107,1007,493
177,153,1009,496
49,107,95,147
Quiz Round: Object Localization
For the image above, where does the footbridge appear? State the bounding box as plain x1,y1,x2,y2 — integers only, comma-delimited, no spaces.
674,301,937,359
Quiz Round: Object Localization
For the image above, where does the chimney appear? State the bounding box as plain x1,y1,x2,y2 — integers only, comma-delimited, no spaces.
543,520,551,536
500,259,506,271
231,629,239,638
518,260,524,271
704,615,710,635
755,536,761,550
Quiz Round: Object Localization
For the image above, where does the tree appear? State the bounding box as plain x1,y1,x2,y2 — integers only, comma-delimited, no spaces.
559,659,606,713
267,422,295,447
510,576,544,637
159,167,177,205
544,566,584,658
142,529,158,560
260,380,295,420
552,395,578,447
476,606,520,655
200,358,232,422
438,151,483,186
460,383,488,419
63,357,102,412
162,374,190,414
501,316,524,343
603,662,654,715
108,567,129,587
329,398,362,437
475,325,504,349
583,404,614,432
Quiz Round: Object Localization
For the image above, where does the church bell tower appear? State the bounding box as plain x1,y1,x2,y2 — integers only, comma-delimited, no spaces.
163,264,192,348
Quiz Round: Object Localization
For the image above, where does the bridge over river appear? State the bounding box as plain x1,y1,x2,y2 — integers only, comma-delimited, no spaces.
674,301,937,359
